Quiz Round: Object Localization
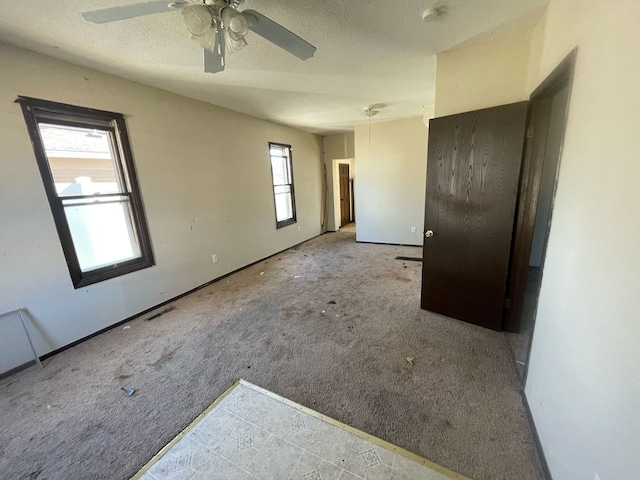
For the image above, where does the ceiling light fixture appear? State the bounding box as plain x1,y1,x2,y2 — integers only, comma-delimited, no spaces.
364,107,379,118
364,105,383,143
422,6,447,22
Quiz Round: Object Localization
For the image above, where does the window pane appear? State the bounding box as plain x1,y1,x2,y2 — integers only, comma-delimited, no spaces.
270,155,289,185
274,185,291,194
37,123,121,196
270,147,286,157
19,97,155,287
274,189,293,222
269,143,295,228
63,199,141,272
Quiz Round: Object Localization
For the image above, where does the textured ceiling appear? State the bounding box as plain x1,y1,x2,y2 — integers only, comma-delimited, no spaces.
0,1,547,134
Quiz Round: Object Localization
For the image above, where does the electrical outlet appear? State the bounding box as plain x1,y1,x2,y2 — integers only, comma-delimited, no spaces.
411,226,417,233
297,226,301,232
211,254,218,263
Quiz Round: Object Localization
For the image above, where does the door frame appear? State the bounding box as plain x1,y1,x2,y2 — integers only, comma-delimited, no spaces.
331,158,354,230
503,48,578,333
339,163,351,227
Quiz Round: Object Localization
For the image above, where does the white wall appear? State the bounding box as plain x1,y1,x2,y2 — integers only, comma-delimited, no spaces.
0,42,323,373
434,32,532,117
354,117,427,246
524,1,640,479
526,14,547,95
323,133,355,232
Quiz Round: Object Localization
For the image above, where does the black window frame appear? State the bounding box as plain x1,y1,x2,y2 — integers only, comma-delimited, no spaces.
268,142,297,229
17,96,154,288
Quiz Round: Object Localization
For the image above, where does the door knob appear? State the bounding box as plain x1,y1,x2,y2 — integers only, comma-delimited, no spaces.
425,230,434,238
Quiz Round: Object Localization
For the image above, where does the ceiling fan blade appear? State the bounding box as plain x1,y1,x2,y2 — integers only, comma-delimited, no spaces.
82,1,176,24
244,9,316,61
204,30,225,74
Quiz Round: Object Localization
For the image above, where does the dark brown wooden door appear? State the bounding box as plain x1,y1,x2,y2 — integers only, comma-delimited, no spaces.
339,163,350,227
421,102,528,330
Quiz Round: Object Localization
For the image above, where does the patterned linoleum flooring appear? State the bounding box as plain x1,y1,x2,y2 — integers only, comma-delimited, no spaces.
136,381,463,480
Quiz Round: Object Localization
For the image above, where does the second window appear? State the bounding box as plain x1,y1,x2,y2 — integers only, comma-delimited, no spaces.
269,142,296,228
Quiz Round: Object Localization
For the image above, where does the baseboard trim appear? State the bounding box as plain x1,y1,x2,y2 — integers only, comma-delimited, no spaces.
1,234,321,379
0,360,37,381
522,391,553,480
356,240,422,248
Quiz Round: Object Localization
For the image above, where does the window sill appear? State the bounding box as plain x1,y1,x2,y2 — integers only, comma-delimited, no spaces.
276,218,297,229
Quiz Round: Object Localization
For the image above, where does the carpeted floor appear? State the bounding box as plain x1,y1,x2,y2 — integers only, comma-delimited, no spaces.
0,231,544,480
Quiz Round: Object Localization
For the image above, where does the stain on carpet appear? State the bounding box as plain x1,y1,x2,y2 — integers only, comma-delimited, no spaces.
147,348,178,370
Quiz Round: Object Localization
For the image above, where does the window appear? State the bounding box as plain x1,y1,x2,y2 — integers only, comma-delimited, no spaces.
269,142,297,228
17,96,154,288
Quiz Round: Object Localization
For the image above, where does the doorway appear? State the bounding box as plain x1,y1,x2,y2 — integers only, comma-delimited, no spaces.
504,49,577,380
420,48,576,351
339,163,351,227
331,158,355,233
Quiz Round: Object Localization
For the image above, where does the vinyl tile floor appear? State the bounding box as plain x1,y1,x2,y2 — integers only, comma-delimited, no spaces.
135,381,465,480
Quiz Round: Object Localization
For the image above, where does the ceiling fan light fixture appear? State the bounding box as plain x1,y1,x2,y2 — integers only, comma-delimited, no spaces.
200,27,218,51
225,30,248,52
80,0,316,74
222,8,249,39
182,5,213,36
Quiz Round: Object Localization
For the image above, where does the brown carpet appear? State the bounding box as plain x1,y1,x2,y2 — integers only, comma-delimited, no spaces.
0,231,544,480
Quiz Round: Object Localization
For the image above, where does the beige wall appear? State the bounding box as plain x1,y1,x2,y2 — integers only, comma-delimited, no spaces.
524,1,640,479
435,33,532,117
322,133,355,232
526,14,547,94
0,42,323,373
354,117,427,246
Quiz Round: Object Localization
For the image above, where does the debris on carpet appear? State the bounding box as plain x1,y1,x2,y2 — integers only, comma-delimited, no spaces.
145,306,176,322
395,256,422,262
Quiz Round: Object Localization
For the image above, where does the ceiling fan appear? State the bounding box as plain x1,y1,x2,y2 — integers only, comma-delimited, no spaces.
81,0,316,74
